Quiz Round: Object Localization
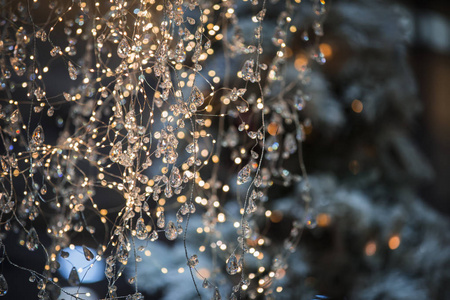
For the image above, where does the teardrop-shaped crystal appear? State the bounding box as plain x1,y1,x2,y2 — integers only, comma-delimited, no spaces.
26,228,39,251
226,254,239,275
213,289,222,300
150,230,159,241
82,245,94,261
189,203,196,214
10,109,19,123
180,203,189,215
40,184,47,195
68,61,77,80
187,254,199,267
47,107,54,117
135,217,148,240
164,184,173,198
186,17,195,25
169,167,182,188
165,221,177,240
109,141,122,163
186,142,196,154
63,92,71,101
114,102,123,118
0,274,7,296
175,40,186,63
202,278,209,289
241,59,254,81
117,243,129,264
189,86,204,108
68,267,80,286
31,125,44,146
237,164,251,185
117,38,130,59
157,211,165,228
246,198,257,214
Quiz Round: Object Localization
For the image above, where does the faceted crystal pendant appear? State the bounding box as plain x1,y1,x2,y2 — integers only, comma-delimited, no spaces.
135,218,148,240
117,38,130,59
30,125,45,146
237,164,251,185
68,267,80,286
241,59,254,81
175,40,186,63
189,86,204,108
26,228,39,251
82,245,94,261
40,184,47,195
117,243,129,264
114,102,123,118
0,274,7,296
164,184,173,198
202,278,210,289
213,289,222,300
226,254,239,275
150,231,158,241
10,109,19,124
188,254,199,267
169,167,182,188
180,204,189,215
157,211,165,228
63,92,71,101
165,221,177,240
67,61,77,80
185,142,196,154
109,141,122,163
189,203,196,214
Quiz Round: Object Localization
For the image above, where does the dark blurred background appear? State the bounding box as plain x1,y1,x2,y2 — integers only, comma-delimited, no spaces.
384,0,450,217
405,0,450,216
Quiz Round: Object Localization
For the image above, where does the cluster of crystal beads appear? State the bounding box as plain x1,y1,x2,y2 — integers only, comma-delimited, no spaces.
0,0,326,298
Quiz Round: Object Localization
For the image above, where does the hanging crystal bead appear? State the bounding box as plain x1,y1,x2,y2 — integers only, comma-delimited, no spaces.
26,228,39,251
237,164,251,185
165,221,177,240
226,253,239,275
117,38,130,59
